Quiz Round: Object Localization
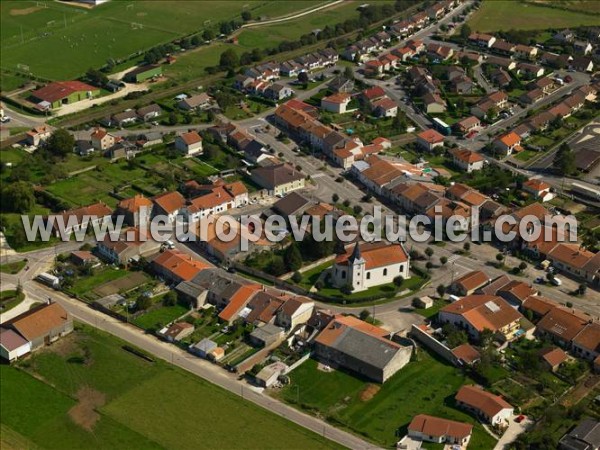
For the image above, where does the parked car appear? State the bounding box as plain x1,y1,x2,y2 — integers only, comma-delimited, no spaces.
534,276,545,284
551,277,563,286
515,415,526,423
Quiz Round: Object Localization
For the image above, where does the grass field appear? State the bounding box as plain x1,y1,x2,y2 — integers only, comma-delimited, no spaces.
68,267,129,298
132,303,189,330
525,0,600,14
0,1,321,84
278,353,497,449
0,259,27,274
2,325,342,450
468,0,600,32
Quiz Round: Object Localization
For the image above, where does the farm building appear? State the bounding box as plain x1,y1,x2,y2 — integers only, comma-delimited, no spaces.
124,64,162,83
30,81,99,109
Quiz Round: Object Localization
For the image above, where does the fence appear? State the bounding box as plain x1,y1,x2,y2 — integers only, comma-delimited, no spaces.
409,324,459,367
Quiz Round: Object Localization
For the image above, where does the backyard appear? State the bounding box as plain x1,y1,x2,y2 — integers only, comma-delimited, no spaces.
277,352,497,449
1,325,342,450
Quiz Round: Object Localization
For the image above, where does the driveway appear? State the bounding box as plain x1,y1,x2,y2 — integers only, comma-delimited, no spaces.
494,416,532,450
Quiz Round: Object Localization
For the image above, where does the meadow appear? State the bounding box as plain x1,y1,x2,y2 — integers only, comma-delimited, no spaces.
2,325,342,450
0,0,320,83
278,354,497,449
468,0,600,32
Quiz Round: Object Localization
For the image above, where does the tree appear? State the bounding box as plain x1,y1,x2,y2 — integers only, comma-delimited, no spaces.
191,35,201,47
440,256,448,266
460,23,472,41
495,253,505,265
437,284,446,298
269,256,286,276
393,275,404,287
1,182,35,213
393,113,407,133
425,247,434,259
554,142,577,176
163,290,178,306
220,48,239,69
241,10,252,21
426,261,434,271
291,271,302,283
297,71,309,85
343,65,354,81
332,193,339,203
359,309,371,320
168,111,178,125
136,295,152,311
519,262,527,271
479,329,494,348
353,205,362,215
284,243,303,271
202,29,215,41
85,68,108,87
463,242,471,252
578,283,587,296
46,129,74,158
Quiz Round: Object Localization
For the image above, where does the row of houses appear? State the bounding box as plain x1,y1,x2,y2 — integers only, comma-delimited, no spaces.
496,84,598,157
102,103,163,128
272,98,393,169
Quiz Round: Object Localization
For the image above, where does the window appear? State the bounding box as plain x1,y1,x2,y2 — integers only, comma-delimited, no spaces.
383,268,388,276
399,265,403,273
341,270,346,279
366,272,371,280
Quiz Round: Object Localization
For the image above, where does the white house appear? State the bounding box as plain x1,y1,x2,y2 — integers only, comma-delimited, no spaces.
451,148,485,173
455,385,514,425
321,92,352,114
175,131,203,156
0,328,31,362
408,415,473,446
331,242,410,292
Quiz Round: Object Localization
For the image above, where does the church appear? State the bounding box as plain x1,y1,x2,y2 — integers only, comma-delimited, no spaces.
331,241,410,292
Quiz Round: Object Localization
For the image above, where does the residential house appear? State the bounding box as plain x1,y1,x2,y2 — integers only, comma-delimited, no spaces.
450,75,475,94
321,92,352,114
455,385,514,425
158,322,194,342
74,139,94,156
96,227,161,265
90,127,116,151
451,148,485,172
1,302,73,355
522,179,553,202
327,76,354,93
514,44,538,60
275,297,314,330
70,250,100,268
497,280,538,306
570,56,594,72
264,83,294,101
116,194,153,226
454,116,481,136
547,243,600,285
136,104,162,122
469,33,496,48
451,270,490,296
177,93,213,111
518,63,544,79
520,88,545,105
372,97,398,117
439,295,525,342
486,56,517,71
417,129,445,151
25,125,52,147
574,40,593,55
151,249,209,284
175,131,203,156
330,242,410,292
491,40,515,56
541,347,568,372
313,314,412,383
112,109,138,127
152,191,186,223
471,91,509,119
48,202,113,238
491,69,512,89
535,307,587,348
408,415,473,446
572,323,600,361
250,163,305,196
494,131,522,157
553,29,575,43
558,418,600,450
423,92,447,114
0,328,31,363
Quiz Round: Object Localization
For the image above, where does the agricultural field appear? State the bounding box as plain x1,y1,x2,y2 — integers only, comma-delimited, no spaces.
525,0,600,14
277,353,497,449
0,0,322,84
2,325,342,450
468,0,600,32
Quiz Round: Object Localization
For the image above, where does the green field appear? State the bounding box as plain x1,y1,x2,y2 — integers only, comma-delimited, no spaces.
278,354,497,449
2,325,342,450
0,1,322,83
132,303,189,331
468,0,600,32
0,259,27,274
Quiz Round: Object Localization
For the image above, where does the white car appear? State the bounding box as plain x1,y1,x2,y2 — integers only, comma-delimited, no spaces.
0,116,10,123
551,277,562,286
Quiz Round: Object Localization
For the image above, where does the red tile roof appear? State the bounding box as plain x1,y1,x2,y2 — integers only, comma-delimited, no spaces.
335,241,409,270
441,295,523,333
408,414,473,440
32,81,97,103
456,385,513,418
417,128,445,144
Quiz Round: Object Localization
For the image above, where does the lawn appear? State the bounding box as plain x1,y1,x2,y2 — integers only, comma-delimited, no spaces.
132,303,189,331
278,353,497,449
0,289,25,313
468,0,600,32
2,0,319,82
5,325,342,450
0,259,27,274
68,267,129,299
413,298,448,319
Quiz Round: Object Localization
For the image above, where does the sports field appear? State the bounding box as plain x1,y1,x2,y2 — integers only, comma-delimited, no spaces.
1,325,342,450
468,0,600,32
0,1,322,82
